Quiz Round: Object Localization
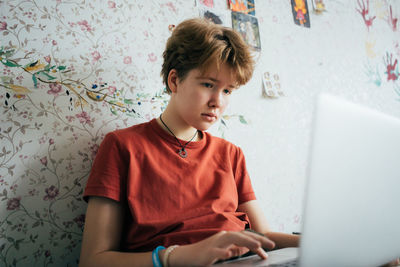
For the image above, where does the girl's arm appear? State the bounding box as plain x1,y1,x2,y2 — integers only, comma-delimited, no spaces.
238,200,300,249
80,197,275,267
79,196,153,267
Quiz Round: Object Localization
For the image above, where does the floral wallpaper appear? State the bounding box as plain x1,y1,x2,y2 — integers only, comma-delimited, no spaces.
0,0,399,266
0,0,247,265
0,1,191,266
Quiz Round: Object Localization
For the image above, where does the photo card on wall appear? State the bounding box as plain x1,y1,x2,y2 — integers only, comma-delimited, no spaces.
228,0,255,16
290,0,311,28
231,11,261,50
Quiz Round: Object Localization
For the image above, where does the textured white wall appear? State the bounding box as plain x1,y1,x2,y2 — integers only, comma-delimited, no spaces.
214,0,400,233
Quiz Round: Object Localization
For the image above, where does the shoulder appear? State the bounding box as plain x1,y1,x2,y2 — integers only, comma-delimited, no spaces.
203,132,243,156
106,120,153,141
100,120,155,152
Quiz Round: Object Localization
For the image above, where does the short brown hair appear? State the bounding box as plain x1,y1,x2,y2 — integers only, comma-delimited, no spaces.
161,18,255,93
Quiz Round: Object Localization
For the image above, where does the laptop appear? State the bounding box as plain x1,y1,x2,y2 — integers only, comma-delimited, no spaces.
215,93,400,266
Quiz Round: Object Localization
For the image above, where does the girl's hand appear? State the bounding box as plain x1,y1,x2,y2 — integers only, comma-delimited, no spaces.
168,230,275,266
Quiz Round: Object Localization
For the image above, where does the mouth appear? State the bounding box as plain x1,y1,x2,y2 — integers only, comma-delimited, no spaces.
201,113,218,121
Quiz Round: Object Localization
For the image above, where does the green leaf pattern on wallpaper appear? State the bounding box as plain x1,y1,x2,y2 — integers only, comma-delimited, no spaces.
0,1,247,266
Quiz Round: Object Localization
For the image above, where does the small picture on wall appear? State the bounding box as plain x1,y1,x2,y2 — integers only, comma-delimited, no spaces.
290,0,311,28
228,0,255,16
231,11,261,50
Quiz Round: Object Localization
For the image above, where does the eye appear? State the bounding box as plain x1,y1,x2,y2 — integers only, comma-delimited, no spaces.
223,89,232,95
203,83,213,88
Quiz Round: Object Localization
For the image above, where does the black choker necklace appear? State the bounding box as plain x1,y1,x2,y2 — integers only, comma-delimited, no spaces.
159,114,198,158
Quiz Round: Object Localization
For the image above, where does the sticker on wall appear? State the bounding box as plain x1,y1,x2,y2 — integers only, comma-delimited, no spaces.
262,72,284,98
196,0,214,8
356,0,376,31
290,0,311,28
387,5,398,32
231,11,261,50
311,0,326,15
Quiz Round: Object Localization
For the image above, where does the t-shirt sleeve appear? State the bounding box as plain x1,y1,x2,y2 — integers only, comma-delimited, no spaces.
83,132,128,202
234,147,256,204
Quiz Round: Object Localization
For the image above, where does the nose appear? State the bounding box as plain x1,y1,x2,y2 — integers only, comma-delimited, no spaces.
208,90,223,108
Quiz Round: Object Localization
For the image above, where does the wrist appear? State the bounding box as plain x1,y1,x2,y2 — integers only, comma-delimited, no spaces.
162,245,179,267
169,244,192,267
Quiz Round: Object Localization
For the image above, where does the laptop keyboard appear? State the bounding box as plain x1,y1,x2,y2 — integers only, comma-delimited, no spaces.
269,259,298,267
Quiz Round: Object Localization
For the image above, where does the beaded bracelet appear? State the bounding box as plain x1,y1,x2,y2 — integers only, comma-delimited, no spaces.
162,245,180,267
152,245,165,267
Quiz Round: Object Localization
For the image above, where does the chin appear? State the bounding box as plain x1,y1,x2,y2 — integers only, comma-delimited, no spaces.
196,122,215,132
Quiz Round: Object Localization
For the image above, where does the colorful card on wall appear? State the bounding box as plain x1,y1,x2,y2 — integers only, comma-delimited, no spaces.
262,72,284,98
231,11,261,50
228,0,255,16
290,0,311,28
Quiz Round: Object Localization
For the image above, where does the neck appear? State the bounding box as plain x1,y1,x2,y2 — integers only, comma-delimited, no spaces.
157,110,199,142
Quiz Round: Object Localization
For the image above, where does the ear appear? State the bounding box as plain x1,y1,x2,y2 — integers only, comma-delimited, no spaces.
167,69,179,93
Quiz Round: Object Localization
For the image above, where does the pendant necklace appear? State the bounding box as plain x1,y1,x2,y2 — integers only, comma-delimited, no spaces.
159,114,198,158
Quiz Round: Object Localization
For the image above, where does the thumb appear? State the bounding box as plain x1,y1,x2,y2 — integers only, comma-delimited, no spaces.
206,248,232,265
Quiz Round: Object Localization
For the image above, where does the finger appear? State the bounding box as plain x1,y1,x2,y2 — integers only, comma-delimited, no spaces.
207,247,233,265
219,231,262,251
242,230,275,250
255,247,269,260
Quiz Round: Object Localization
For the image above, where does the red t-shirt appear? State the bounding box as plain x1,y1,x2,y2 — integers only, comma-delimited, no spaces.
83,119,256,252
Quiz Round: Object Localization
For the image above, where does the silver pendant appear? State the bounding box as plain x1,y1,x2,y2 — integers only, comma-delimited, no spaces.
178,148,187,158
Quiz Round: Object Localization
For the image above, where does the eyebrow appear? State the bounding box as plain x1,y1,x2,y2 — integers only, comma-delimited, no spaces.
195,76,237,89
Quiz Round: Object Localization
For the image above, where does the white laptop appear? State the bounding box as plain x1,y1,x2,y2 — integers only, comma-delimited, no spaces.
215,93,400,266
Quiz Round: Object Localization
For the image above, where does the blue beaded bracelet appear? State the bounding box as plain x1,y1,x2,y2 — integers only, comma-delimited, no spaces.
152,245,165,267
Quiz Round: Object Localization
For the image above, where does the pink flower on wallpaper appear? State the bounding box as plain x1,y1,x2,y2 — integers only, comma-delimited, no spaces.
200,0,214,8
47,83,62,95
108,1,116,8
147,53,157,62
76,111,91,124
43,185,59,201
77,20,93,32
39,136,46,144
52,40,57,46
123,56,132,64
89,143,99,159
7,197,21,210
0,21,7,31
74,214,86,228
165,2,177,13
44,55,51,63
65,115,75,122
108,85,116,95
49,138,54,145
91,51,101,62
40,156,48,166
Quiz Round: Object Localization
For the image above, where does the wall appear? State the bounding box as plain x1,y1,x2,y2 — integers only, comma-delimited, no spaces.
0,0,399,265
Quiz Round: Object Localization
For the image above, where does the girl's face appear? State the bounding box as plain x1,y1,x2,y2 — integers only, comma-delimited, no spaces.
169,63,237,132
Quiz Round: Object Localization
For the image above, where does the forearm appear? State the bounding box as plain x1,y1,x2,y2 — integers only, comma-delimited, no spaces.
79,251,152,267
264,232,300,249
